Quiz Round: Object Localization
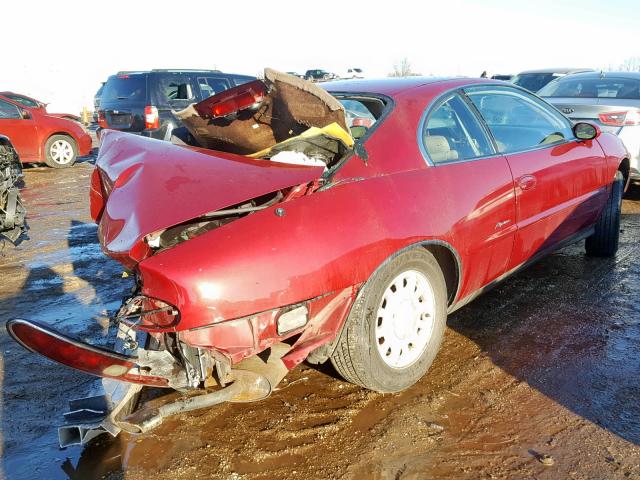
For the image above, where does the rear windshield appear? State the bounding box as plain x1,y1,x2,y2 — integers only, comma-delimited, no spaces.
101,76,147,103
538,77,640,99
512,73,563,92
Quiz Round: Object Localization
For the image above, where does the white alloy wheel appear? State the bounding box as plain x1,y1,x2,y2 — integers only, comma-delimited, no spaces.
375,269,436,369
49,139,74,165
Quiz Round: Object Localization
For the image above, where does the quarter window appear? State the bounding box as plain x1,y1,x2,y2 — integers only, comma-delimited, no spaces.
423,93,493,163
197,77,231,99
0,99,21,119
465,86,573,154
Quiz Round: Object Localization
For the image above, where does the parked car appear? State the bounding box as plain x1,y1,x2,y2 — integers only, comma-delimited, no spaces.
304,69,338,82
512,68,594,92
0,135,26,243
0,96,91,167
93,82,105,122
491,74,513,81
8,73,628,446
341,67,365,79
96,69,255,141
0,91,81,122
286,72,304,78
538,71,640,181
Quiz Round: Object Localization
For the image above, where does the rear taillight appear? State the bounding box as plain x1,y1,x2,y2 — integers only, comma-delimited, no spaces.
598,109,640,127
7,319,169,387
194,79,267,119
97,111,107,128
144,105,159,129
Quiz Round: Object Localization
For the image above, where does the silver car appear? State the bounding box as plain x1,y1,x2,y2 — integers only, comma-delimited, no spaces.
511,67,594,92
539,71,640,180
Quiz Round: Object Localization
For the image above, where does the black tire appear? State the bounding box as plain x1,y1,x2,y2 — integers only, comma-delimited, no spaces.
585,170,624,257
330,248,447,393
44,134,77,168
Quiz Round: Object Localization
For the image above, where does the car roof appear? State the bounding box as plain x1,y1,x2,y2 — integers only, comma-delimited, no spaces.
549,70,640,81
323,76,468,96
0,91,39,101
111,70,252,77
516,68,594,75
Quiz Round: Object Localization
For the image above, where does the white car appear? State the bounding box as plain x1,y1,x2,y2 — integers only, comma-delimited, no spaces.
341,67,365,79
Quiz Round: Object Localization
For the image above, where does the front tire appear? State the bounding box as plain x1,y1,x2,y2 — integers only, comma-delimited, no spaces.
331,248,447,393
585,170,624,257
44,135,77,168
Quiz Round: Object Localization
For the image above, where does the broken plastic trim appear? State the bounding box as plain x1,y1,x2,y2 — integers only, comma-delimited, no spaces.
6,319,181,388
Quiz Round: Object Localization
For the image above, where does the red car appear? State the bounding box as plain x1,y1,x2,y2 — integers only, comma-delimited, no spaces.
0,91,82,123
8,74,629,444
0,94,91,168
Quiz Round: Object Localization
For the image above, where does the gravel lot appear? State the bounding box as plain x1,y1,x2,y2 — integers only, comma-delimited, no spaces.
0,162,638,479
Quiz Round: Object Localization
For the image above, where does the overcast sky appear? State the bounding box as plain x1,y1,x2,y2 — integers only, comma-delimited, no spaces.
3,0,639,113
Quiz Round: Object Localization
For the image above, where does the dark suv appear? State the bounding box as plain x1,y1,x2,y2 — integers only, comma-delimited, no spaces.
304,69,337,82
97,69,255,140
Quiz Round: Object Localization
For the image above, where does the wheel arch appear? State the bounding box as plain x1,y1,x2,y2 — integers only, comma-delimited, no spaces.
618,157,630,191
43,131,78,148
356,239,462,310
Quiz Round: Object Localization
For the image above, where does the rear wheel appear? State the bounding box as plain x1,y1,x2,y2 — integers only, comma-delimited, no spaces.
585,170,624,257
331,249,447,393
44,135,77,168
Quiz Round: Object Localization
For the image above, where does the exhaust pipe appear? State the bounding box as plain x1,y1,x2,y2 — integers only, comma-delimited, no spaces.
117,343,290,434
117,370,270,433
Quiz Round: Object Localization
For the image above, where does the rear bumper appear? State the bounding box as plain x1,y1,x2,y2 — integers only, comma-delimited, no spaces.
6,319,188,388
6,318,291,444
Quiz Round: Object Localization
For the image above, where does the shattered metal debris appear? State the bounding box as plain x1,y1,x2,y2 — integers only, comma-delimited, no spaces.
0,137,27,245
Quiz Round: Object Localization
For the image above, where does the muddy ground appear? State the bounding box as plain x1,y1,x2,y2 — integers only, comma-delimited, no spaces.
0,162,638,479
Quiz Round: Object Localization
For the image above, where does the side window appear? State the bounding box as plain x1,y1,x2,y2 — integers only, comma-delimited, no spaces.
6,95,39,108
0,99,21,119
197,77,231,99
465,86,573,154
423,93,493,163
157,75,195,105
231,76,252,87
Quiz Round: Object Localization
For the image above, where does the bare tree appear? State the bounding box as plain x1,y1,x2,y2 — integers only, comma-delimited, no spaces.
389,58,420,77
619,57,640,72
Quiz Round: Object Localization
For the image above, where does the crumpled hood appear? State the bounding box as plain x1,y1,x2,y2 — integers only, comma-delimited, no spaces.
95,130,324,266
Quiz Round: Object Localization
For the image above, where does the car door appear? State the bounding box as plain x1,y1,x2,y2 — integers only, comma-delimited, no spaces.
464,85,608,270
0,99,39,160
421,92,517,298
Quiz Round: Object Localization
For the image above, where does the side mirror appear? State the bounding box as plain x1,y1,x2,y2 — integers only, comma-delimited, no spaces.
20,109,31,120
573,122,599,141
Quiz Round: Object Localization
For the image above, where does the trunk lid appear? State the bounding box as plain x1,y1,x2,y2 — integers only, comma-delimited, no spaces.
545,97,639,133
95,130,324,267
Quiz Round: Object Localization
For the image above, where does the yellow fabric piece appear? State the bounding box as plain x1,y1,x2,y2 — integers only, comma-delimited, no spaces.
248,122,354,158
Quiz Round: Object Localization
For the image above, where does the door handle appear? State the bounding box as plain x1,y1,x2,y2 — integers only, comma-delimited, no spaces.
518,175,537,191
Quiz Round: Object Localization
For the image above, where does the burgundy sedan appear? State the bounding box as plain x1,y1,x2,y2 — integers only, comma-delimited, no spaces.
8,74,629,444
0,95,91,168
